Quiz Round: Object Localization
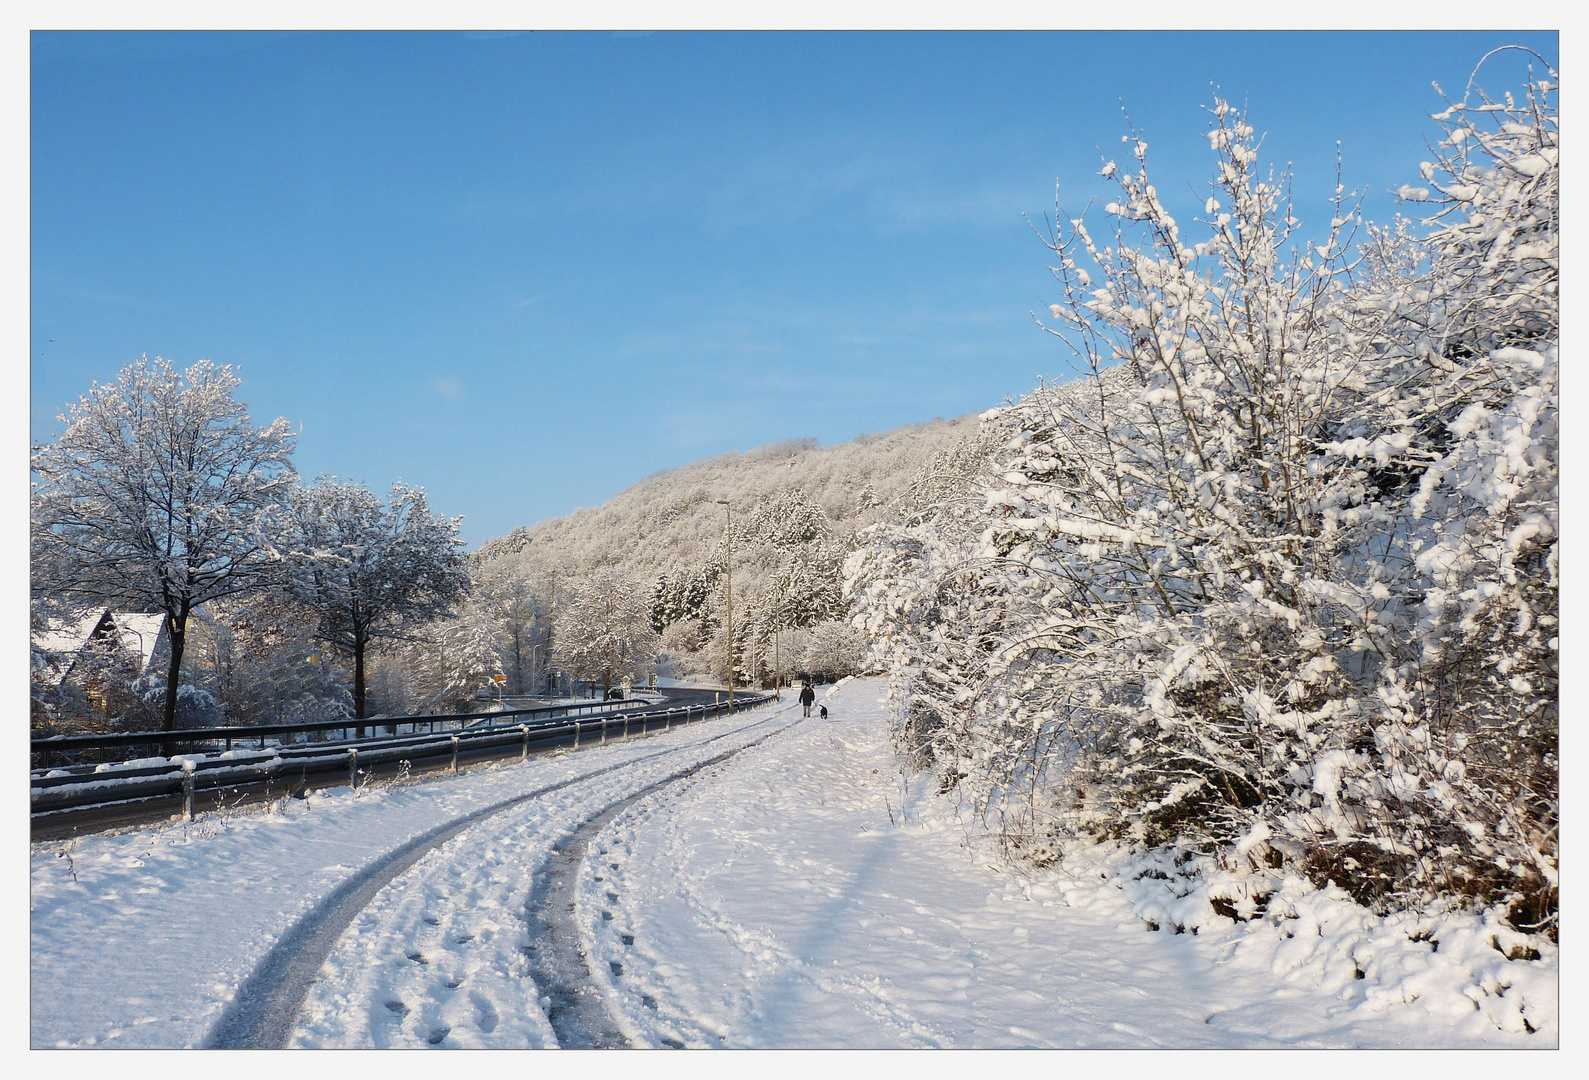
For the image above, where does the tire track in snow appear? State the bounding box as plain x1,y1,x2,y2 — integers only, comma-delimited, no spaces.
524,716,802,1049
204,711,790,1049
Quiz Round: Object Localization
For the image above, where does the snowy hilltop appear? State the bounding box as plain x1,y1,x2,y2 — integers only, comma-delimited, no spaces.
470,414,1001,687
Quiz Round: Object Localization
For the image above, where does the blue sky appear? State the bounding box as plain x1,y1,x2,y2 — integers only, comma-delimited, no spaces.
30,30,1558,546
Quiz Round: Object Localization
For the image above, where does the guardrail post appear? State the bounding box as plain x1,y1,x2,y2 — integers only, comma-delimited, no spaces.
451,735,460,774
665,709,672,733
573,720,581,749
520,724,530,761
348,748,359,791
600,716,607,745
181,760,196,821
622,714,629,740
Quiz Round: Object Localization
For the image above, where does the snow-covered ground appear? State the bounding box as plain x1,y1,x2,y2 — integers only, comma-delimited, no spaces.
29,709,790,1048
30,680,1555,1049
581,681,1557,1048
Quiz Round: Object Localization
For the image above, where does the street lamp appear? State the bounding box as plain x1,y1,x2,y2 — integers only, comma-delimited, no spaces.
714,499,732,711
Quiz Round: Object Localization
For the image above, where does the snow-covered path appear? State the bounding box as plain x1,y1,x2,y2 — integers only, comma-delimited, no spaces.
30,708,794,1048
576,681,1555,1048
572,682,1538,1048
31,680,1554,1048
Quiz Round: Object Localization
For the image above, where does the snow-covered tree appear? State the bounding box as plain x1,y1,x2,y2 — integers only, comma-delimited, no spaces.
555,569,659,697
276,477,470,721
472,560,553,694
780,619,870,681
31,358,296,737
849,64,1557,931
183,595,354,726
403,609,506,714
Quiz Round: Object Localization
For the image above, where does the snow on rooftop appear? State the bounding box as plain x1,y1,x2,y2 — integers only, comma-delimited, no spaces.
32,609,165,675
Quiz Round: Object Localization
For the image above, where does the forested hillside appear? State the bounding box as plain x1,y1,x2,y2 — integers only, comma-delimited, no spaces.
469,414,1000,686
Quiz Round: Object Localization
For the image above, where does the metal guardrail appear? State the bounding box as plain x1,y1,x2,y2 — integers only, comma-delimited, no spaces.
31,693,775,818
30,695,656,770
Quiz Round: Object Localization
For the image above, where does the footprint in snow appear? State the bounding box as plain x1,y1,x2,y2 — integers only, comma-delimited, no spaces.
470,992,499,1033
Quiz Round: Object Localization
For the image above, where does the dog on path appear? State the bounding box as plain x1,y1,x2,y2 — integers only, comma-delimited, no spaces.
819,704,828,719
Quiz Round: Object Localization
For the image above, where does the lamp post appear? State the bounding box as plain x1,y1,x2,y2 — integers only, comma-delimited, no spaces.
770,592,781,701
714,499,732,711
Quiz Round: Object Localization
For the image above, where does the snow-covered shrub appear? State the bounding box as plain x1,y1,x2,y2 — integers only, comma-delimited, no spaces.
135,674,223,729
848,66,1556,933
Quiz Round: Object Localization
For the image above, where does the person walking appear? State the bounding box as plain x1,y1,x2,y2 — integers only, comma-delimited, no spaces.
799,682,816,717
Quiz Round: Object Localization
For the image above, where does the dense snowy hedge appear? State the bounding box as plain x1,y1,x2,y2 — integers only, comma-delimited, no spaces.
848,70,1556,934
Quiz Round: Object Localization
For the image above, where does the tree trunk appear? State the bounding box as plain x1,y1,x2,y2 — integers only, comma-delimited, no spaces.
161,607,189,756
353,634,367,738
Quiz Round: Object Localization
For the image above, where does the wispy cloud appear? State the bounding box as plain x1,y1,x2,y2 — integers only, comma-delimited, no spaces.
511,288,567,310
700,136,1041,235
433,377,465,399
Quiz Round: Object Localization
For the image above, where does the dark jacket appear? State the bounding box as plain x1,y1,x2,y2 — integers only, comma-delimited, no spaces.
799,685,816,706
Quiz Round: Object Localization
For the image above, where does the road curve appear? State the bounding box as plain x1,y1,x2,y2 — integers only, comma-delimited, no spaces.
203,709,792,1049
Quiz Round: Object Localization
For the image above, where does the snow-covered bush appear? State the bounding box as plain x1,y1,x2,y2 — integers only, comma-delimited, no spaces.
849,65,1556,934
134,674,223,729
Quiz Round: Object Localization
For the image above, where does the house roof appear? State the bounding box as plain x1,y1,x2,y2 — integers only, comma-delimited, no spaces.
32,610,167,677
107,613,165,673
31,611,104,657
